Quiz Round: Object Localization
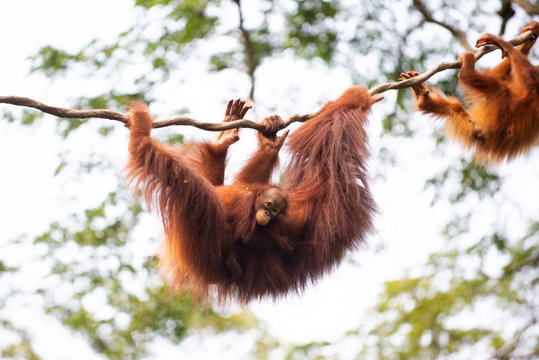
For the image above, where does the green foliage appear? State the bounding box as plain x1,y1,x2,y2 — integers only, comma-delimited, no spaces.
1,108,45,127
501,222,539,276
356,222,539,359
29,45,88,77
284,0,340,63
369,273,493,359
279,222,538,360
165,133,185,144
55,118,89,138
159,0,219,46
29,189,257,359
4,1,538,359
284,341,332,360
0,260,17,273
1,110,16,123
53,158,68,176
426,158,501,204
45,285,248,359
21,110,44,126
380,109,414,137
98,126,115,137
0,320,40,360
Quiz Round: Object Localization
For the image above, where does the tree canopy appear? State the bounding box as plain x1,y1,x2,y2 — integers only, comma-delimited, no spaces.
0,0,538,359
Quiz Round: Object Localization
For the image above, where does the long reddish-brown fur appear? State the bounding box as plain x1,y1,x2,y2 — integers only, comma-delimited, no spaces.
400,21,539,164
125,87,378,304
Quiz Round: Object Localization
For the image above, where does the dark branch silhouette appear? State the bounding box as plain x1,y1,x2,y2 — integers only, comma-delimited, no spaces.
233,0,257,101
0,95,318,132
412,0,473,51
0,29,534,132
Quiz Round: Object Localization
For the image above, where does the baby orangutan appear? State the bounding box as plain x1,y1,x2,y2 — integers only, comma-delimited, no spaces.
254,187,287,226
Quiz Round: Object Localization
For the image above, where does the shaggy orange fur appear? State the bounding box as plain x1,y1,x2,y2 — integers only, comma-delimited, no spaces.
400,21,539,163
125,88,378,304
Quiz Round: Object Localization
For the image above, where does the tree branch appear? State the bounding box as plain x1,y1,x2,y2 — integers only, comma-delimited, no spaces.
0,95,319,132
492,318,537,359
0,96,126,122
233,0,257,100
412,0,473,51
502,252,539,278
368,28,535,95
0,29,534,132
497,0,516,35
511,0,539,15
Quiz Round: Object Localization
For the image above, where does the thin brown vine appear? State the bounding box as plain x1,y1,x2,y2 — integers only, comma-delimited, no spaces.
0,29,534,132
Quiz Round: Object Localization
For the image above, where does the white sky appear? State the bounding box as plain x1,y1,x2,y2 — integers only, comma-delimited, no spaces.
1,1,538,359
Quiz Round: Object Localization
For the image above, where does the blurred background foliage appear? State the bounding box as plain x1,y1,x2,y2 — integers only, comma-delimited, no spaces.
1,0,538,359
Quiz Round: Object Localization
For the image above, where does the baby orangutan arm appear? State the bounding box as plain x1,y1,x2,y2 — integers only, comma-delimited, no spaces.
234,115,289,184
188,99,251,185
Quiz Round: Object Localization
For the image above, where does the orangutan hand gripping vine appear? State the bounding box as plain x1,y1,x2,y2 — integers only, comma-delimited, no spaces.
125,88,378,304
400,21,539,163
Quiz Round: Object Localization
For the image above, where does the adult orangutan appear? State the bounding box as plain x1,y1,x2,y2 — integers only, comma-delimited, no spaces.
125,87,379,304
400,21,539,164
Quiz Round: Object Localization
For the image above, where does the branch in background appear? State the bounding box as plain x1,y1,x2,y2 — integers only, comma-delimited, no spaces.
492,318,537,359
497,0,516,35
0,29,534,132
412,0,474,51
394,20,426,81
233,0,257,100
511,0,539,15
368,28,534,95
502,252,539,278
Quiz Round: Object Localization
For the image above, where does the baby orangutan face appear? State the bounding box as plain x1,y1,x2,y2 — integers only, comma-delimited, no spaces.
255,188,287,226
